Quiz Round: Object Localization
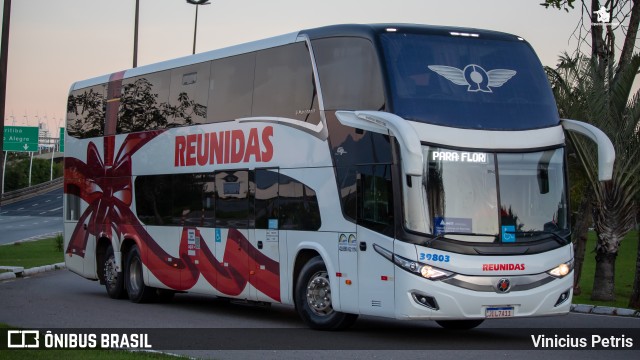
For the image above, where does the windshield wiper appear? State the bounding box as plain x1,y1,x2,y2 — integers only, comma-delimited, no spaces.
423,232,498,246
507,230,569,245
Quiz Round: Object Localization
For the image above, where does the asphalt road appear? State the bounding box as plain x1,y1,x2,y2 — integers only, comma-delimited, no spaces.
0,187,63,244
1,270,639,359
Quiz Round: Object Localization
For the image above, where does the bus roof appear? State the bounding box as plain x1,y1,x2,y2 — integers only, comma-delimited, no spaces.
301,23,523,42
70,23,525,91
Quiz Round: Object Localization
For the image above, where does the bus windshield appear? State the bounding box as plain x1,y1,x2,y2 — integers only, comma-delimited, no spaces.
380,33,559,130
420,147,568,243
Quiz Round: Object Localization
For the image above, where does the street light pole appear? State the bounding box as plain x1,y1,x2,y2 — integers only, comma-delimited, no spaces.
0,0,12,203
192,3,199,55
186,0,210,55
133,0,139,68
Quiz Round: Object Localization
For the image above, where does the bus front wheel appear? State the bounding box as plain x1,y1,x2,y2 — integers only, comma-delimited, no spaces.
295,256,357,330
103,244,126,299
125,245,154,303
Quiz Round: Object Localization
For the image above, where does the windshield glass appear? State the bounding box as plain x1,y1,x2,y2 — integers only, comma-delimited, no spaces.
420,146,568,243
379,33,559,130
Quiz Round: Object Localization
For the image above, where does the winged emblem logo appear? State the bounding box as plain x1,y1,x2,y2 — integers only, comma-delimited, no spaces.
428,64,516,93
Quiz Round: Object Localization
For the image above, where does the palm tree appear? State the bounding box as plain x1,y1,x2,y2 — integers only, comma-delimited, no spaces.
547,53,640,302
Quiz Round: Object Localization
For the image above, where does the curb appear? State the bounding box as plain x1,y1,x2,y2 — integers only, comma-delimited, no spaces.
570,303,640,317
0,262,65,280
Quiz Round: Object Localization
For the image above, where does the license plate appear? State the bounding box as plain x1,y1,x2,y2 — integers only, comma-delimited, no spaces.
486,306,514,318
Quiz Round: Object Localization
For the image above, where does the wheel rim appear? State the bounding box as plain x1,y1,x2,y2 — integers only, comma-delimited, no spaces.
104,255,118,290
306,270,333,316
128,255,142,294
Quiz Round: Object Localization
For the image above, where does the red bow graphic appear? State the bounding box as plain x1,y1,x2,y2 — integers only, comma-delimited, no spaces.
64,132,281,301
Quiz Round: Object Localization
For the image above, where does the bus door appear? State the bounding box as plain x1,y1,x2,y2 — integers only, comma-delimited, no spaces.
251,169,282,302
213,170,254,300
356,165,396,317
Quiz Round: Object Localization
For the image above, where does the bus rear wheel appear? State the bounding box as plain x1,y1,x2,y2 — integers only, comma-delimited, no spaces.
295,256,357,330
435,319,484,330
104,244,126,299
125,245,155,303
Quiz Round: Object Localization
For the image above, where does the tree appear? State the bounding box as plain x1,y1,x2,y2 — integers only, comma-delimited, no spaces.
548,52,640,303
543,0,640,305
545,54,594,295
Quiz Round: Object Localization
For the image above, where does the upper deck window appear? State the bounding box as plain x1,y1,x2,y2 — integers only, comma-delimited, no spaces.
380,33,559,130
312,37,385,111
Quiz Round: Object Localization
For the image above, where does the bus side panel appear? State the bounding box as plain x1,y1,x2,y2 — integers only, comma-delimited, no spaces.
143,226,258,300
63,222,90,278
249,229,287,302
337,232,359,313
357,226,395,317
63,134,102,281
275,230,290,305
144,226,183,291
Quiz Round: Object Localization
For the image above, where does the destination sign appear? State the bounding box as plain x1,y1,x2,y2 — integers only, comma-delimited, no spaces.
431,150,488,163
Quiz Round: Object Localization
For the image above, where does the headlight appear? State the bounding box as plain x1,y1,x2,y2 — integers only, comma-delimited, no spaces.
547,259,574,278
393,254,453,280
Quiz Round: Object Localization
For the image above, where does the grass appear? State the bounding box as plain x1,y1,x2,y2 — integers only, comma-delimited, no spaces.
0,349,185,360
0,237,64,269
0,324,189,359
573,230,638,309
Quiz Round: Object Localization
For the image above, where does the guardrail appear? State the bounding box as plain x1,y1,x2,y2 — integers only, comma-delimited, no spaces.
0,177,64,206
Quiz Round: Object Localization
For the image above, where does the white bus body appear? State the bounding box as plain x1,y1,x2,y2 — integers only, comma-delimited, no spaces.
63,24,614,330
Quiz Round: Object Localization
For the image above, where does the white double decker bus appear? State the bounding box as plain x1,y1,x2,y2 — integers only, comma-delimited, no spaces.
64,24,614,330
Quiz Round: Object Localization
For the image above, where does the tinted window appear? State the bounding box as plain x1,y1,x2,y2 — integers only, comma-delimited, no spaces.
357,164,394,235
380,33,559,130
117,70,173,133
168,62,210,125
279,173,321,230
135,173,215,226
253,43,320,124
215,170,252,228
172,173,215,227
255,169,279,229
66,85,106,138
208,53,256,122
135,174,173,225
312,37,385,111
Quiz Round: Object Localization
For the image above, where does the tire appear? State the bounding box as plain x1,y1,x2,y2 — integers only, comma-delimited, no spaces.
435,319,484,330
103,244,126,299
295,256,358,330
124,245,155,303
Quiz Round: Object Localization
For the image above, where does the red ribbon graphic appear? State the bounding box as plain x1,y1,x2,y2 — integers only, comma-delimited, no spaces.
177,228,280,301
64,132,280,301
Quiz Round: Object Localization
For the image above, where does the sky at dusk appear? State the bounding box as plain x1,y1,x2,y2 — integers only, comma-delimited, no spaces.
0,0,614,137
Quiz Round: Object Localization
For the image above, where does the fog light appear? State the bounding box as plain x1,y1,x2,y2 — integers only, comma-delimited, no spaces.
411,291,439,310
554,289,571,307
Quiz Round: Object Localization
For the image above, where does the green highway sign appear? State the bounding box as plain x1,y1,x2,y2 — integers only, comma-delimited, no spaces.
3,126,39,152
60,127,65,152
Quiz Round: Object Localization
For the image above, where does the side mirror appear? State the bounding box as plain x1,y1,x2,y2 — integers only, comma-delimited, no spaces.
561,119,615,181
